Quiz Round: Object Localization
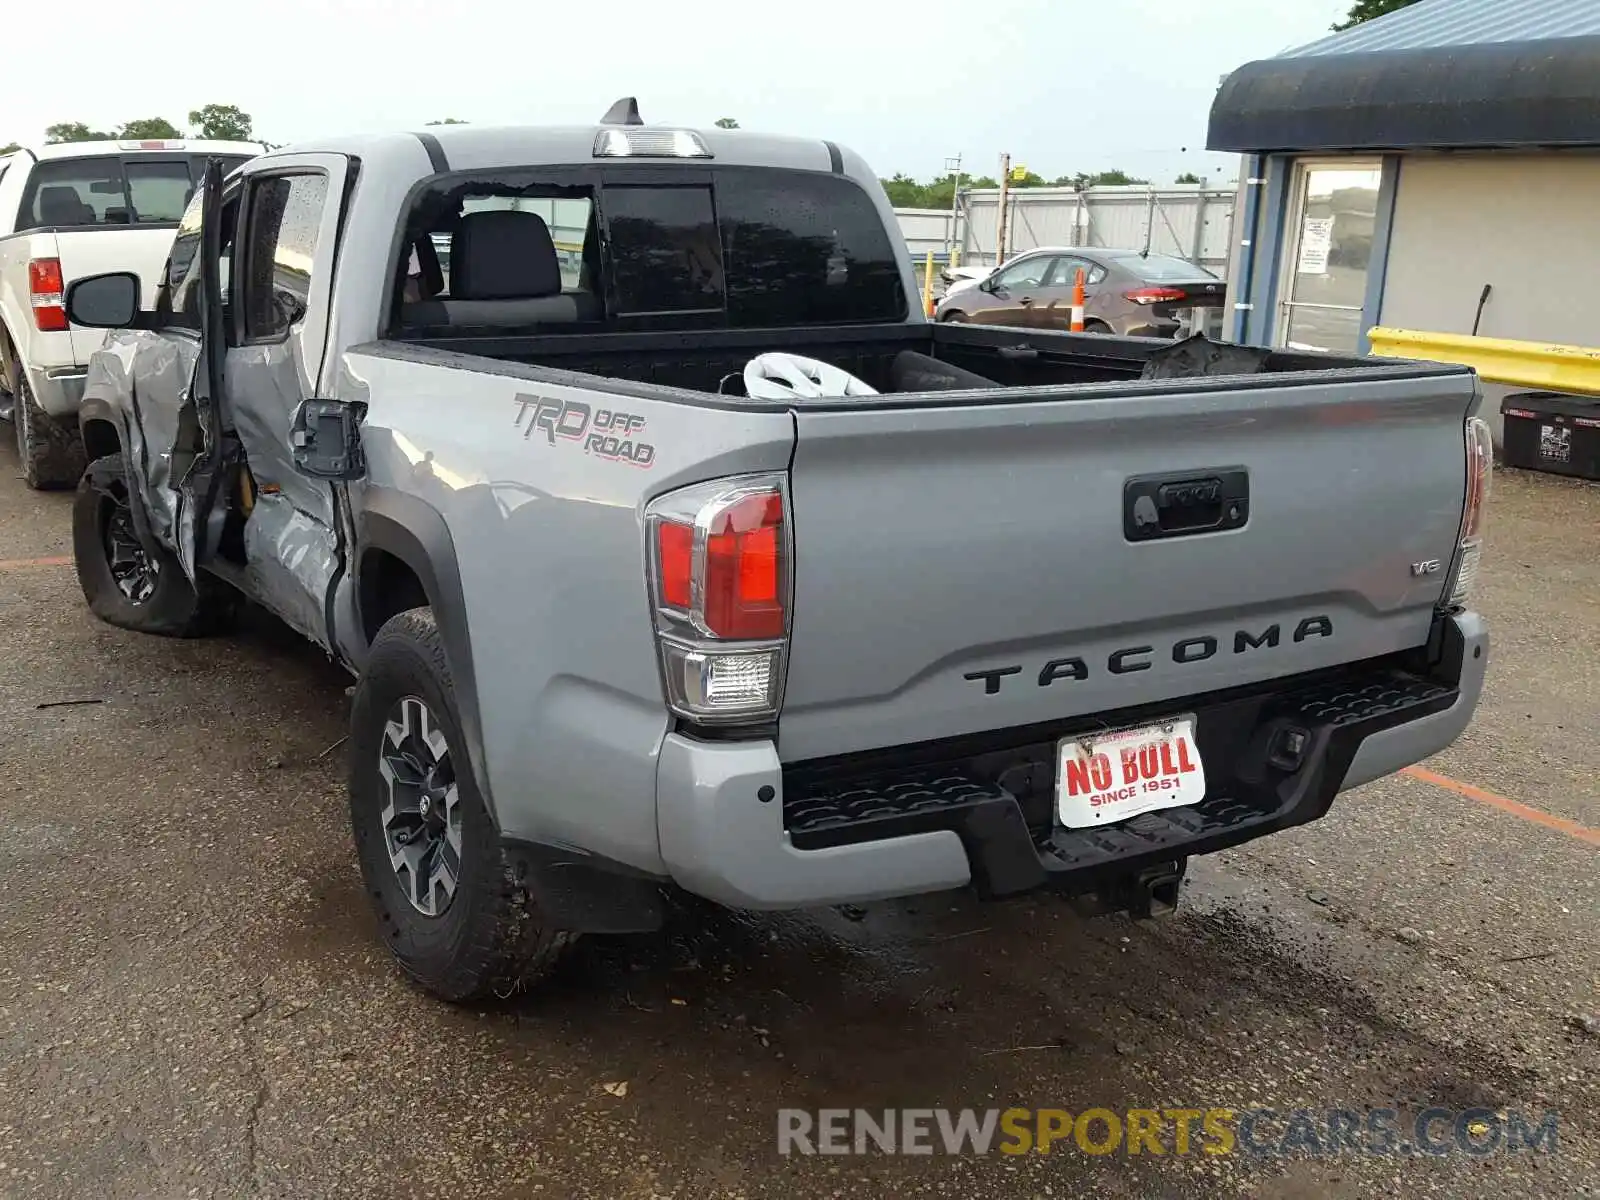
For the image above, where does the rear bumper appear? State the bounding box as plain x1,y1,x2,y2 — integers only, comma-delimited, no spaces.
26,363,88,418
656,612,1487,910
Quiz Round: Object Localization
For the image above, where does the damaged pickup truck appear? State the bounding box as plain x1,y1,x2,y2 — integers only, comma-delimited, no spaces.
62,108,1492,1002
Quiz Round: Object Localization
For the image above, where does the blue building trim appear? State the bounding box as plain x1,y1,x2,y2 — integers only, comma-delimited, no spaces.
1241,155,1294,346
1358,155,1402,353
1229,156,1264,341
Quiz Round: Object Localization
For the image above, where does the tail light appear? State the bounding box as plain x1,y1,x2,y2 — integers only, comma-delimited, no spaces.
647,473,790,723
1124,287,1187,305
29,258,68,332
1444,417,1493,609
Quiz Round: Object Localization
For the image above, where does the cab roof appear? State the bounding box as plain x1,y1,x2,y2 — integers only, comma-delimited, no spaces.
26,139,265,161
258,123,874,189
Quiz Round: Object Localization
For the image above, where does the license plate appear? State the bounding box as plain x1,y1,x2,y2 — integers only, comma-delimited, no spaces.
1055,716,1206,829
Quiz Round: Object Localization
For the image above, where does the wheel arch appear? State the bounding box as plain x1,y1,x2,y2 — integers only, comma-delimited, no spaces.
356,488,494,824
354,489,667,937
78,396,125,464
80,419,121,462
0,315,19,394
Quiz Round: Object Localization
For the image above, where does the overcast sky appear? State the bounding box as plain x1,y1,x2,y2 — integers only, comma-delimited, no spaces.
8,0,1350,182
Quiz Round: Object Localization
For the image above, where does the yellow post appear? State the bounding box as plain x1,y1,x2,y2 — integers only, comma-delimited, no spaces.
951,245,961,268
923,250,936,317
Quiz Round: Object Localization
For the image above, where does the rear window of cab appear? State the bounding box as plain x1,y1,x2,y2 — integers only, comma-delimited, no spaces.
393,167,908,333
19,154,253,230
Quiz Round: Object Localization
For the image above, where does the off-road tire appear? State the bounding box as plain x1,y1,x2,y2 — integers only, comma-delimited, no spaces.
15,374,86,490
350,607,577,1003
73,453,235,636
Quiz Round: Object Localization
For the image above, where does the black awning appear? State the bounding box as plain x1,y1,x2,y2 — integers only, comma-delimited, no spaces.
1208,35,1600,153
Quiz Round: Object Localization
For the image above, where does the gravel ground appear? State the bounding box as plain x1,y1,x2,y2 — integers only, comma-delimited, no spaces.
0,442,1595,1199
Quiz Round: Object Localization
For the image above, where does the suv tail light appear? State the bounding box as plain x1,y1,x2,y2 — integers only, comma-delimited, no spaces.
647,474,790,723
29,258,68,332
1444,417,1493,609
1125,286,1187,305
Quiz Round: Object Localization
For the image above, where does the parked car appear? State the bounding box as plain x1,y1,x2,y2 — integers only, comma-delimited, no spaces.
61,111,1489,1004
0,138,263,487
936,246,1225,337
939,263,992,297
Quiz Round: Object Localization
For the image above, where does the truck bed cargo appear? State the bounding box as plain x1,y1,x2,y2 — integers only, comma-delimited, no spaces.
393,318,1424,398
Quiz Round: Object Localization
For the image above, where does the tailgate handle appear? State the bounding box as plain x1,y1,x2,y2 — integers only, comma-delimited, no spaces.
1124,468,1249,542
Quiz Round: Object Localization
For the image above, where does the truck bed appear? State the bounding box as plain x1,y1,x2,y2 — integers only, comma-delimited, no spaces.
360,324,1478,766
390,321,1413,400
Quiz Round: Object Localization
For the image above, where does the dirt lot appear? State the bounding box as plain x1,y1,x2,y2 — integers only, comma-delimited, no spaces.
1,442,1596,1200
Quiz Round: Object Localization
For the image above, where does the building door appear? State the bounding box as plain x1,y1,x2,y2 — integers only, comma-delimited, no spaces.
1275,162,1382,354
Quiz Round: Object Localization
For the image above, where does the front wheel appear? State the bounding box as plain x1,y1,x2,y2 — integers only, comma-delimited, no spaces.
941,310,968,323
72,453,233,636
349,608,577,1002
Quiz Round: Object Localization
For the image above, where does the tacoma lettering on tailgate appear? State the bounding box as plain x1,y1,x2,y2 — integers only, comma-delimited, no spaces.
963,616,1334,695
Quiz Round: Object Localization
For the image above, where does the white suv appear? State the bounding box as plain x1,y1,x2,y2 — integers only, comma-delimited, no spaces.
0,138,261,487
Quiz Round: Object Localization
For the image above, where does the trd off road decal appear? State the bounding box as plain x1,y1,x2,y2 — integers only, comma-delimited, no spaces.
512,394,657,467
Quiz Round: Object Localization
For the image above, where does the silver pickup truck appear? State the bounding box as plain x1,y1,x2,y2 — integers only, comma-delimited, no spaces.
60,105,1492,1003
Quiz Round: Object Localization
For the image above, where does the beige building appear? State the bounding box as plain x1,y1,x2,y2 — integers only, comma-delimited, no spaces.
1208,0,1600,373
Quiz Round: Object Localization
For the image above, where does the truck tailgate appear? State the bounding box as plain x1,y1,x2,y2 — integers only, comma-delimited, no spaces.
51,227,179,359
777,371,1476,762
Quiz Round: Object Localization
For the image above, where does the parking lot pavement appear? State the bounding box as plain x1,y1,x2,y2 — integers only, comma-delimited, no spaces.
1,444,1595,1200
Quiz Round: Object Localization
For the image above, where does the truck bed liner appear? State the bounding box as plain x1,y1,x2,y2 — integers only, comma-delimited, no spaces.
387,322,1467,403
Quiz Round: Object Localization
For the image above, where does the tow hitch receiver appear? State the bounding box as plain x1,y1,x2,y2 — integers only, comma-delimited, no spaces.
1068,858,1188,920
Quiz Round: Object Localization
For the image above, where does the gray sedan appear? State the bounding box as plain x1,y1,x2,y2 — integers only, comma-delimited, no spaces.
935,247,1224,337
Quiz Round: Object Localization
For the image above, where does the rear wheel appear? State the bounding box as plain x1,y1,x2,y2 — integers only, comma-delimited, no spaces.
72,453,234,636
350,607,577,1002
14,374,86,490
1083,319,1113,335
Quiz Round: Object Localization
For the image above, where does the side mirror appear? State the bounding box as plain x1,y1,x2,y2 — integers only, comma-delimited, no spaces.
65,272,141,329
273,288,308,329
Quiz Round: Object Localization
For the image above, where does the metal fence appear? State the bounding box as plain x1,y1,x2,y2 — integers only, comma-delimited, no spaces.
895,183,1237,280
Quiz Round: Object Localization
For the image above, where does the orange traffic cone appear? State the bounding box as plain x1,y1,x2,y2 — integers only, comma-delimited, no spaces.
1071,268,1086,332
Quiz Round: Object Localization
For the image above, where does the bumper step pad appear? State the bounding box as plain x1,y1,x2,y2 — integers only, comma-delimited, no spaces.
783,666,1456,898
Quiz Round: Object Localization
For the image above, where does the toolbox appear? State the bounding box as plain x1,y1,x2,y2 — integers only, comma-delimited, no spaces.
1499,391,1600,481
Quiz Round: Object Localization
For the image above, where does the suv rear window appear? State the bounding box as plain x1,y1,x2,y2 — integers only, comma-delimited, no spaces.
18,154,253,230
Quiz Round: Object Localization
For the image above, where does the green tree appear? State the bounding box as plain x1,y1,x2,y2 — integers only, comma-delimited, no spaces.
880,173,925,207
879,172,995,208
1175,172,1201,184
189,103,253,141
714,117,739,129
426,118,469,125
1049,169,1149,189
45,122,116,144
0,142,20,155
1333,0,1419,30
119,117,184,140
